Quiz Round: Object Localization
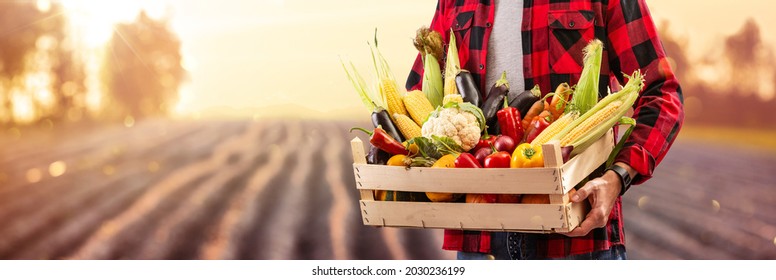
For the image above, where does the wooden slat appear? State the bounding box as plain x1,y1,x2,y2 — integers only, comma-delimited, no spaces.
360,201,567,232
353,165,562,194
350,137,374,201
560,129,614,193
542,140,564,168
565,200,591,233
543,140,568,207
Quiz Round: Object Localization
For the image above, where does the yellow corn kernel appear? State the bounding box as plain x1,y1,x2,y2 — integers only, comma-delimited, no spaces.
443,76,458,96
393,113,422,139
559,100,623,147
403,90,435,126
530,112,577,146
443,93,463,104
381,79,407,117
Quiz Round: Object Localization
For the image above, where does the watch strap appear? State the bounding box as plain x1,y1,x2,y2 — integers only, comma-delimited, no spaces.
607,165,632,196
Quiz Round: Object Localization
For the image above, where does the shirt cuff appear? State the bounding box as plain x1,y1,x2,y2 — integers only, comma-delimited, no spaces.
613,144,655,186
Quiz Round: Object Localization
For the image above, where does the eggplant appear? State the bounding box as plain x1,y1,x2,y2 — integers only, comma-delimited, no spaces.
454,70,483,108
508,84,542,118
481,71,510,135
367,145,391,165
561,146,574,163
371,106,404,142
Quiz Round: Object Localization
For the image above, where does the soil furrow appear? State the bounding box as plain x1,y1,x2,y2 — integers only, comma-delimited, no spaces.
198,123,290,260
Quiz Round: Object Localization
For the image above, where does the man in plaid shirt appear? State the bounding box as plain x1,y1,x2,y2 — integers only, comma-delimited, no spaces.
406,0,684,260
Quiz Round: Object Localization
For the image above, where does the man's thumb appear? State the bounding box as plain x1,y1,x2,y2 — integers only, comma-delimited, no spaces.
571,182,593,202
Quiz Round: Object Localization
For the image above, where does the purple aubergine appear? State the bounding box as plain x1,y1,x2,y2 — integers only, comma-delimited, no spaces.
481,71,510,135
371,106,404,142
454,70,483,108
367,145,391,165
508,84,542,118
561,146,574,163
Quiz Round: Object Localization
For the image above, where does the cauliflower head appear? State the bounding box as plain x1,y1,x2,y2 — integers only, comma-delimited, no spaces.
421,106,482,151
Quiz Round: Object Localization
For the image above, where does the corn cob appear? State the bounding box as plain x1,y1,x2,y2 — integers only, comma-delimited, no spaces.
443,93,463,104
530,112,578,145
559,100,623,146
393,113,422,139
380,79,407,117
369,31,407,118
555,70,644,155
403,90,435,126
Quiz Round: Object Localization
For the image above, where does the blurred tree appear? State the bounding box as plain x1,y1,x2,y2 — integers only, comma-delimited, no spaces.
46,5,88,123
0,2,86,125
102,11,185,119
657,21,689,84
0,2,46,123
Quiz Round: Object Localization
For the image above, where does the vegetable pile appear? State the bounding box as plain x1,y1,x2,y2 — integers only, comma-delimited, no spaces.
344,29,643,204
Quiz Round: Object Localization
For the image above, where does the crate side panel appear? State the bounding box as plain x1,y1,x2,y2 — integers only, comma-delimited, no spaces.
351,137,375,201
359,201,567,231
560,130,614,193
353,165,562,194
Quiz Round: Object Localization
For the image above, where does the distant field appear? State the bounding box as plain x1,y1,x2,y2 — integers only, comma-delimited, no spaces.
678,125,776,154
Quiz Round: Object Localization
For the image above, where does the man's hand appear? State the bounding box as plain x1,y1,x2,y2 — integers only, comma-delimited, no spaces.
562,163,636,237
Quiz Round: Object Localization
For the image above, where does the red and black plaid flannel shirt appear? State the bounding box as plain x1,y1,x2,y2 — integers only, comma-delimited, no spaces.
405,0,684,259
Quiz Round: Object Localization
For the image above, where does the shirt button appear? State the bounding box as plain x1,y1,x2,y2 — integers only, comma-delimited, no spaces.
569,21,575,28
479,64,484,70
486,22,492,28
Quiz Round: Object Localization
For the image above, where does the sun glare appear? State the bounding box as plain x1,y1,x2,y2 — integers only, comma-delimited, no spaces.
12,92,35,124
36,0,51,13
59,0,169,48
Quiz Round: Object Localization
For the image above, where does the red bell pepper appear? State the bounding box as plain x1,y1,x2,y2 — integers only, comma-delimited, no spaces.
484,151,511,168
474,134,496,151
454,152,482,168
496,98,525,147
350,127,409,156
469,148,509,204
524,116,551,144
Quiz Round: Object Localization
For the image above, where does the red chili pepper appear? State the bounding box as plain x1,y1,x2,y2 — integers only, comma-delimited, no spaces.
524,116,552,144
496,98,525,147
454,152,482,168
350,127,409,156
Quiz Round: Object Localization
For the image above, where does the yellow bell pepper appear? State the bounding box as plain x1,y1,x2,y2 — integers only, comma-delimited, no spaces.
426,154,461,202
510,143,544,168
387,154,408,166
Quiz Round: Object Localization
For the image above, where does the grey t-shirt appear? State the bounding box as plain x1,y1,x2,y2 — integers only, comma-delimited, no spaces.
485,0,525,97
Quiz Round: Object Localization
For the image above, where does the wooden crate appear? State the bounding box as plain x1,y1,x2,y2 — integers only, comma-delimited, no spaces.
350,130,614,233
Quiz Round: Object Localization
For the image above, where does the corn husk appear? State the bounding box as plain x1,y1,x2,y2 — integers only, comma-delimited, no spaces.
414,27,444,108
567,39,603,115
443,29,461,96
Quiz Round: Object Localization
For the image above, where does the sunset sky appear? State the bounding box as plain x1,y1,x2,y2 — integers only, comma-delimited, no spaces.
58,0,775,120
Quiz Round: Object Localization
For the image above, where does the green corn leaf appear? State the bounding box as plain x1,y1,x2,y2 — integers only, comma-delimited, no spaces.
423,54,444,108
340,58,376,112
606,116,637,167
